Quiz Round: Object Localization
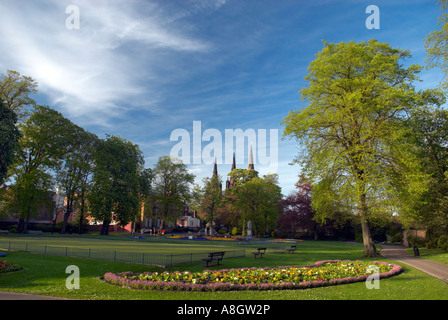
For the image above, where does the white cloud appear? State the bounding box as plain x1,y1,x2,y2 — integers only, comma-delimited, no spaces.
0,0,218,127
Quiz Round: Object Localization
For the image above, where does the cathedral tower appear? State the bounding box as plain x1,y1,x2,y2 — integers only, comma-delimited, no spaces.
248,144,254,170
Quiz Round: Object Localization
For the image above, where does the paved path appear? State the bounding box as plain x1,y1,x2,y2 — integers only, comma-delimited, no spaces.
380,245,448,284
0,291,72,300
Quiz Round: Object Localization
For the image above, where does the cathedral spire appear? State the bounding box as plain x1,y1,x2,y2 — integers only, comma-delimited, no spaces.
213,156,218,177
248,144,254,170
227,152,236,190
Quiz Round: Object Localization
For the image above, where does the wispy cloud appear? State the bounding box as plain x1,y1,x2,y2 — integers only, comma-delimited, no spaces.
0,0,221,127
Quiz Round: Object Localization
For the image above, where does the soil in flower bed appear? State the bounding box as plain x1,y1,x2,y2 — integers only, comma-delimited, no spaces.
103,260,403,291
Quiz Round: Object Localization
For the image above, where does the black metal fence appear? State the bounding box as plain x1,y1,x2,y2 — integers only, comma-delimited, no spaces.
0,240,246,267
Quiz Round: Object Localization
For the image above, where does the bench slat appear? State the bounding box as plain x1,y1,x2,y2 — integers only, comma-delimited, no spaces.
252,248,266,259
201,251,225,267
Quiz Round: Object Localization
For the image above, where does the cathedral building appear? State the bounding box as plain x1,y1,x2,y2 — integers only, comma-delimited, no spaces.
212,145,254,190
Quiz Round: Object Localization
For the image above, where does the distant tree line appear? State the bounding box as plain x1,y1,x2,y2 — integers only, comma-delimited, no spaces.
192,168,282,237
0,70,195,235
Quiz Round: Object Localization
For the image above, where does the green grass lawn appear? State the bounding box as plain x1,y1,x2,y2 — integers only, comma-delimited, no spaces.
0,235,447,300
0,233,249,254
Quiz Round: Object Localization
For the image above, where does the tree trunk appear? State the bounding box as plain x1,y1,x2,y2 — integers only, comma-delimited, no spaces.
17,218,25,233
361,220,377,257
101,219,110,235
356,169,377,257
61,200,73,234
22,206,32,233
78,190,85,234
158,219,164,235
359,194,377,257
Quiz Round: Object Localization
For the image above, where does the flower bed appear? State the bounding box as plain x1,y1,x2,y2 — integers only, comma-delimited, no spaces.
0,261,23,273
103,260,403,292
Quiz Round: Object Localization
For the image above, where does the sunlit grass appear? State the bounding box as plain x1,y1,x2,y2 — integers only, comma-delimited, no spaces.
0,236,447,300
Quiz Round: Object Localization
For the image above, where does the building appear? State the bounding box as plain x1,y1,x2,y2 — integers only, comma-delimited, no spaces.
0,184,60,229
225,145,255,189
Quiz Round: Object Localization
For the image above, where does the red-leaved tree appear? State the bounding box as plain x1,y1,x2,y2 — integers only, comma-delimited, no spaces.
278,182,317,238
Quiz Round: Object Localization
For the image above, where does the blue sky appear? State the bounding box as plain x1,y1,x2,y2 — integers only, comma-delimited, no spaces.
0,0,443,196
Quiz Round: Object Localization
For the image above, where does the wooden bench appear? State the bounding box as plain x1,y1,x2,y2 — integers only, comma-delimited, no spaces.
0,230,8,236
286,245,297,253
252,247,267,259
202,251,225,267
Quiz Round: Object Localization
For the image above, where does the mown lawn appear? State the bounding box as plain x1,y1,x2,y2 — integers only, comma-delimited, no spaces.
0,236,447,300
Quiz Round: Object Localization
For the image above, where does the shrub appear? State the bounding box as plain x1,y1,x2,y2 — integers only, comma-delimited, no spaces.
391,232,403,243
386,233,402,244
406,235,426,247
437,235,448,251
355,233,363,243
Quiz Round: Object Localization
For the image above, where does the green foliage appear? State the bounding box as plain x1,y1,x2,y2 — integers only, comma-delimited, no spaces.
227,168,258,187
387,233,403,244
88,135,145,234
55,120,99,234
200,174,223,224
405,107,448,232
9,169,54,220
0,69,37,121
151,156,195,229
231,173,282,236
0,99,20,185
424,0,448,91
282,40,442,256
406,235,427,247
7,105,76,232
437,234,448,250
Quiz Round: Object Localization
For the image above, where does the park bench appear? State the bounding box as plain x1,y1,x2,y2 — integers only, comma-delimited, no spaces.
252,247,267,259
202,251,225,267
0,230,8,236
286,245,297,253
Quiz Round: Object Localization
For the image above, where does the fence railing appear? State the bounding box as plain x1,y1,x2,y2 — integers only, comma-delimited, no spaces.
0,240,246,267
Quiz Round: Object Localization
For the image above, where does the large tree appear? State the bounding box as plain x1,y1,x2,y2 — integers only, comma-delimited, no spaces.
226,169,281,237
199,174,223,233
282,40,442,256
8,105,74,232
406,107,448,239
88,135,144,235
235,174,281,237
278,182,315,238
150,156,195,233
56,127,99,234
